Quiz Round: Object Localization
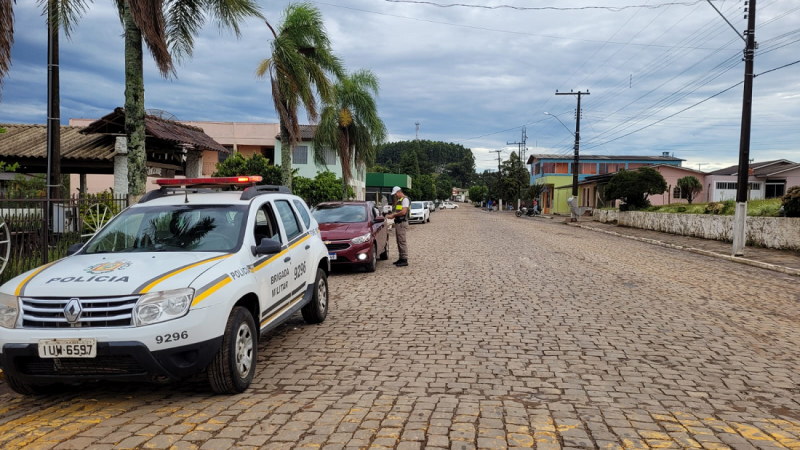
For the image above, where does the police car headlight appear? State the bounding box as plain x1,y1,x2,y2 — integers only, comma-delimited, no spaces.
350,232,371,245
0,292,19,329
134,288,194,327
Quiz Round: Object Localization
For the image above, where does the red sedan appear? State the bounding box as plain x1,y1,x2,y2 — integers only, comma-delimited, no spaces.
312,201,389,272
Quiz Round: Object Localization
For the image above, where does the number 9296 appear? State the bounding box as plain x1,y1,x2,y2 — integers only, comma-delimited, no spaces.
156,331,188,344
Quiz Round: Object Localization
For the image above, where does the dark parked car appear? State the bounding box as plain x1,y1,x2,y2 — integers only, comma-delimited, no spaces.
312,201,389,272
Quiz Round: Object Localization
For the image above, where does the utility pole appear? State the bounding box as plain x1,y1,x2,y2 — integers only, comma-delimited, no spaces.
491,150,502,207
415,122,420,141
732,0,757,257
555,90,589,198
507,133,524,202
44,0,61,265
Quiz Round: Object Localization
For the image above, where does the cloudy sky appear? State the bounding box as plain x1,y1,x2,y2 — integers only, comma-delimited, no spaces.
2,0,799,172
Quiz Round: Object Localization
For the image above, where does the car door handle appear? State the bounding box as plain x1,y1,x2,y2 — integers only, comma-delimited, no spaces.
284,256,291,263
305,245,310,250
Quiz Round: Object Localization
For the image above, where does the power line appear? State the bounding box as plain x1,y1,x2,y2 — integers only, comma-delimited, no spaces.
581,56,800,150
381,0,714,12
311,1,722,49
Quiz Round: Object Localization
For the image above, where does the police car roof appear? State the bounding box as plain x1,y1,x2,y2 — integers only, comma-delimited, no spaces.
132,191,256,207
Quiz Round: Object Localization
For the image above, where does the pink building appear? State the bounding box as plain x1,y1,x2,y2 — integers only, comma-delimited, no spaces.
650,164,708,205
578,164,708,208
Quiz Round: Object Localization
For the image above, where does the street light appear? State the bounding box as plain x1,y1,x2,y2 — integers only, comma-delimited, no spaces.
543,112,575,137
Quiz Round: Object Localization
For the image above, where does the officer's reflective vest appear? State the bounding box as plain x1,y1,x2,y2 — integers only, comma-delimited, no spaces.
394,197,410,222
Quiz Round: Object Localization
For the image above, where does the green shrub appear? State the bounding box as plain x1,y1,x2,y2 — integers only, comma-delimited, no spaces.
705,202,725,215
677,206,686,213
783,185,800,217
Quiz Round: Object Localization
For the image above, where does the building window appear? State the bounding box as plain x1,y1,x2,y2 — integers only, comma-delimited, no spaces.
716,182,736,190
293,145,308,164
748,182,761,191
534,163,541,175
599,163,621,175
766,182,785,198
542,162,555,173
673,186,681,199
627,163,651,170
555,163,569,174
322,147,337,166
580,163,597,175
219,146,233,163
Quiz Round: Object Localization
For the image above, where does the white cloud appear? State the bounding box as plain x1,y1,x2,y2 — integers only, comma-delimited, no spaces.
1,0,799,173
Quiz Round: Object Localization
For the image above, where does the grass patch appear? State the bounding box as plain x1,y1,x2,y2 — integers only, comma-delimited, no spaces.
642,198,782,217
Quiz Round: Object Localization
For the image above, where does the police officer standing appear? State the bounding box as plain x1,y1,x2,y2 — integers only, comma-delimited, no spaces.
386,186,410,267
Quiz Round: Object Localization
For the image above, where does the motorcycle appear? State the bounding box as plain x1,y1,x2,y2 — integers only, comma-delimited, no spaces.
516,206,541,217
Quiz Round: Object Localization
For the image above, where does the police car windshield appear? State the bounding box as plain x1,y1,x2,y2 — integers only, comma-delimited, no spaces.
83,205,248,254
312,205,367,224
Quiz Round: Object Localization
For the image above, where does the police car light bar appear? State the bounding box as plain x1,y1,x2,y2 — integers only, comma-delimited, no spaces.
155,176,263,187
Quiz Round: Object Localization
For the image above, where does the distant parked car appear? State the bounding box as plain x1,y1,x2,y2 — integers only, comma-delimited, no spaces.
425,201,435,213
409,201,430,224
312,201,389,273
440,202,459,209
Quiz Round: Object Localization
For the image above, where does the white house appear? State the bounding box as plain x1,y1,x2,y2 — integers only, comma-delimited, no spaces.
706,159,800,202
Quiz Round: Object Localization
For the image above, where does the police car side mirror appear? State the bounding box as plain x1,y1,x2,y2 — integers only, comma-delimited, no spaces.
253,238,282,256
373,216,385,223
66,243,84,256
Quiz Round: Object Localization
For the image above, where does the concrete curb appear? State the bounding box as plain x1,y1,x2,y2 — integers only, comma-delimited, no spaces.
574,223,800,277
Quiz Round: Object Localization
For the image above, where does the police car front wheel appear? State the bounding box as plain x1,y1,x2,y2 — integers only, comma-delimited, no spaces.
208,306,258,394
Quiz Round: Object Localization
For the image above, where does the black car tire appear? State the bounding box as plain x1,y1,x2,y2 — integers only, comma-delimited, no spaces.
379,241,389,260
6,374,58,395
365,243,377,273
208,306,257,394
302,268,329,324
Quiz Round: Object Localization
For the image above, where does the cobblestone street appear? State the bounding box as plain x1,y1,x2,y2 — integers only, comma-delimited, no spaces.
1,207,798,450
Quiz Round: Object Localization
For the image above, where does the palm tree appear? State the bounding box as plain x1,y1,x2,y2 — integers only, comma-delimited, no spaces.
1,1,261,197
312,69,386,200
256,2,343,190
117,0,261,196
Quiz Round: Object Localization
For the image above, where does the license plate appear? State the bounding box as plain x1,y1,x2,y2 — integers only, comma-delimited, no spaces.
38,338,97,358
328,252,337,261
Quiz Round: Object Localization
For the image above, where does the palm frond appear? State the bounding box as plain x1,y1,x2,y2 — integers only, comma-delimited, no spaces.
164,0,203,63
36,0,91,38
127,0,175,77
0,0,13,97
204,0,263,37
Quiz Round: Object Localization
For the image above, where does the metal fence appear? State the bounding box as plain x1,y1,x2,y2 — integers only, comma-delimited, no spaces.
0,194,129,285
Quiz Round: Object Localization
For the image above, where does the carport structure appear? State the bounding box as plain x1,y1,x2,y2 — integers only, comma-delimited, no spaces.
0,108,229,195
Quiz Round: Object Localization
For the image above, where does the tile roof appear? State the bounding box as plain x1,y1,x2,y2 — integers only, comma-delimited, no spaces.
526,154,685,164
0,124,116,161
275,124,318,141
708,159,798,176
80,108,229,153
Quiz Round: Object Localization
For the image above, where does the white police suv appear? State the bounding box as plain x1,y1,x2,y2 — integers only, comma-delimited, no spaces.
0,176,330,395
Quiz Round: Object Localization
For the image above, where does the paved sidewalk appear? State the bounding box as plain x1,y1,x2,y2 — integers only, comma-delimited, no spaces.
575,221,800,273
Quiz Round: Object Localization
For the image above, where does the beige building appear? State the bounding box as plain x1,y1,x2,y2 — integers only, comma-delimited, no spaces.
68,119,366,199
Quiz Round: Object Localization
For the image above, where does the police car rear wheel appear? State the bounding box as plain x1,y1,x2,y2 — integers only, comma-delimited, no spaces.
208,306,257,394
301,268,328,324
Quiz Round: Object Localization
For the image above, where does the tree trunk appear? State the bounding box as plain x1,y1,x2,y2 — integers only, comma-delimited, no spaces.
341,133,349,201
123,1,146,197
279,120,292,190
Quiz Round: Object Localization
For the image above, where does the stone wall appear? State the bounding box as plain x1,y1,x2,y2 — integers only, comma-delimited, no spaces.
593,210,800,251
593,209,618,223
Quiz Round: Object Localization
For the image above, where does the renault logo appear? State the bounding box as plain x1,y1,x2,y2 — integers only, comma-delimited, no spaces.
64,299,82,323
